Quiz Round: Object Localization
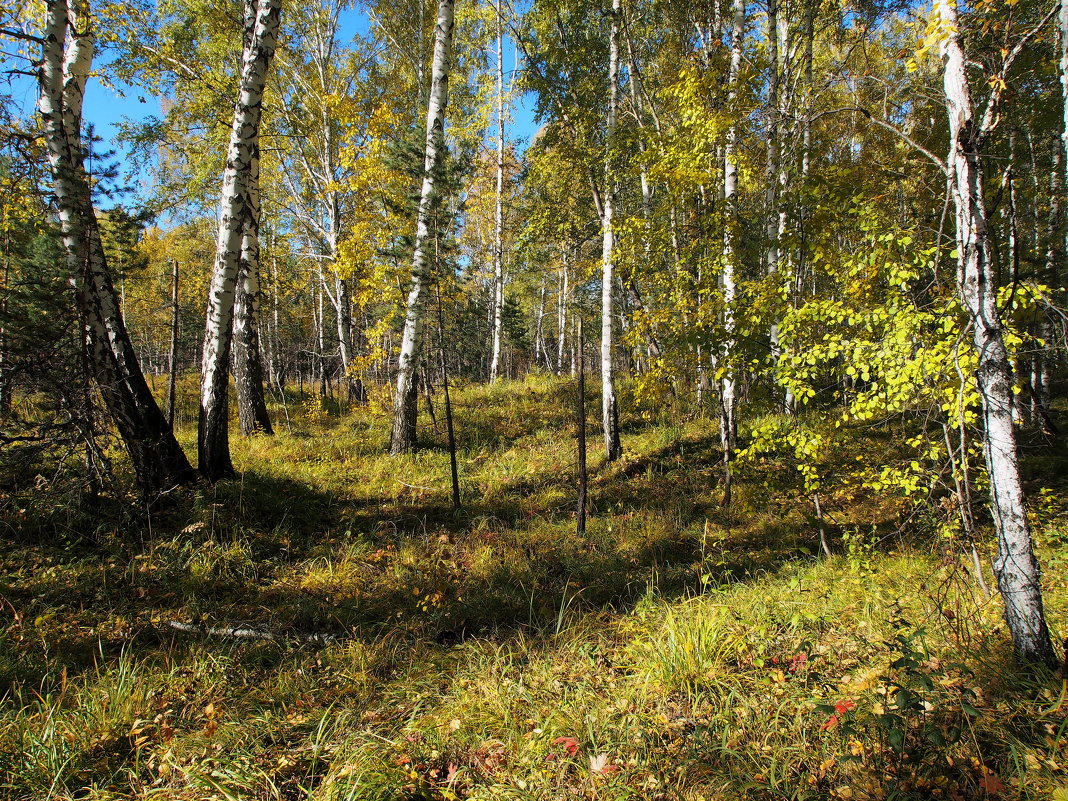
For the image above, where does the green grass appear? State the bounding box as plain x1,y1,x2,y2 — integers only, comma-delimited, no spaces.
0,375,1066,799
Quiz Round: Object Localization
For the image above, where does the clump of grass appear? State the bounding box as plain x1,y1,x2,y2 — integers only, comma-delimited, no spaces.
0,651,157,798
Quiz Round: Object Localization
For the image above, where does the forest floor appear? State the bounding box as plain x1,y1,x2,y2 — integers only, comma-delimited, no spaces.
2,376,1068,800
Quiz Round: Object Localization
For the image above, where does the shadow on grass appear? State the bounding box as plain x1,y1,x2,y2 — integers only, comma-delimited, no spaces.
0,422,809,692
5,395,1037,694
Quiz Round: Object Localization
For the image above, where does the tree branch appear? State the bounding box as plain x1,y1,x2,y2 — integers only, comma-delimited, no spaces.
977,2,1059,139
809,106,948,175
0,28,45,44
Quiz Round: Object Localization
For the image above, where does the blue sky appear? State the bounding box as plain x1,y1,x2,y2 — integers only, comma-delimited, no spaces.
5,2,539,209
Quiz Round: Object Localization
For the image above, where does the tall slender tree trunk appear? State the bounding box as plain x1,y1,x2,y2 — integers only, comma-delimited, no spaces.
720,0,744,507
233,133,273,436
316,278,328,395
938,0,1056,667
436,285,461,511
576,315,587,537
489,0,506,383
38,0,194,496
390,0,455,455
557,252,569,375
800,0,814,198
335,277,355,398
999,132,1027,425
269,255,284,392
765,0,788,409
167,259,179,427
233,234,273,433
622,29,663,365
535,276,547,367
1060,0,1067,185
795,0,814,316
0,236,10,416
600,0,623,462
1035,136,1063,432
199,0,281,480
765,0,780,292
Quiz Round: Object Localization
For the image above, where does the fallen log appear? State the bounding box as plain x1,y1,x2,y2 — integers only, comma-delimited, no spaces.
167,620,338,646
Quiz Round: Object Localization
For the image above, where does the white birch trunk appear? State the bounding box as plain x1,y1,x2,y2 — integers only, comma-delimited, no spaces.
623,31,662,364
938,0,1056,666
1060,0,1068,186
167,259,179,427
489,0,506,383
765,0,780,282
199,0,281,480
275,4,356,398
720,0,744,506
600,0,622,461
765,0,786,409
271,256,284,391
335,277,355,397
233,129,273,436
317,276,327,393
557,256,569,375
37,0,194,495
800,2,814,192
1035,136,1063,430
535,276,547,368
390,0,455,454
233,233,273,433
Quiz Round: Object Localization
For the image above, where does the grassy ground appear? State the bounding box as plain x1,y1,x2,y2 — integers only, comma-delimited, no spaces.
0,375,1066,800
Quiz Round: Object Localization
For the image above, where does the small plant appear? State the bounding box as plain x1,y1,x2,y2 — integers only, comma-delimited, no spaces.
871,619,978,755
841,525,878,571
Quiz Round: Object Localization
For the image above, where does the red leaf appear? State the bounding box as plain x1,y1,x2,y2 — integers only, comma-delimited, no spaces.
788,653,808,672
978,771,1004,795
553,736,580,756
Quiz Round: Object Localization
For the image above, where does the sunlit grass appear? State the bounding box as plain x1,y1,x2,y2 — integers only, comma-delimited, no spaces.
0,375,1065,799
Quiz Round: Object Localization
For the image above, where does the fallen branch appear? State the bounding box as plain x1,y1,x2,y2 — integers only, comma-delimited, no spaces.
398,480,437,492
168,620,338,646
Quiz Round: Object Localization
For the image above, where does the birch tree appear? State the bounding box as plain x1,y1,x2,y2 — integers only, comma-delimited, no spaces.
765,0,783,391
489,0,506,383
936,0,1057,666
1060,0,1068,187
232,153,274,435
720,0,744,506
390,0,455,455
600,0,622,462
199,0,281,480
274,0,373,400
36,0,195,497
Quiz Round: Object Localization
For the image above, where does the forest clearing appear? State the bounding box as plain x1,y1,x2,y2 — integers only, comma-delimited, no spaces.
2,380,1068,800
3,0,1068,796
